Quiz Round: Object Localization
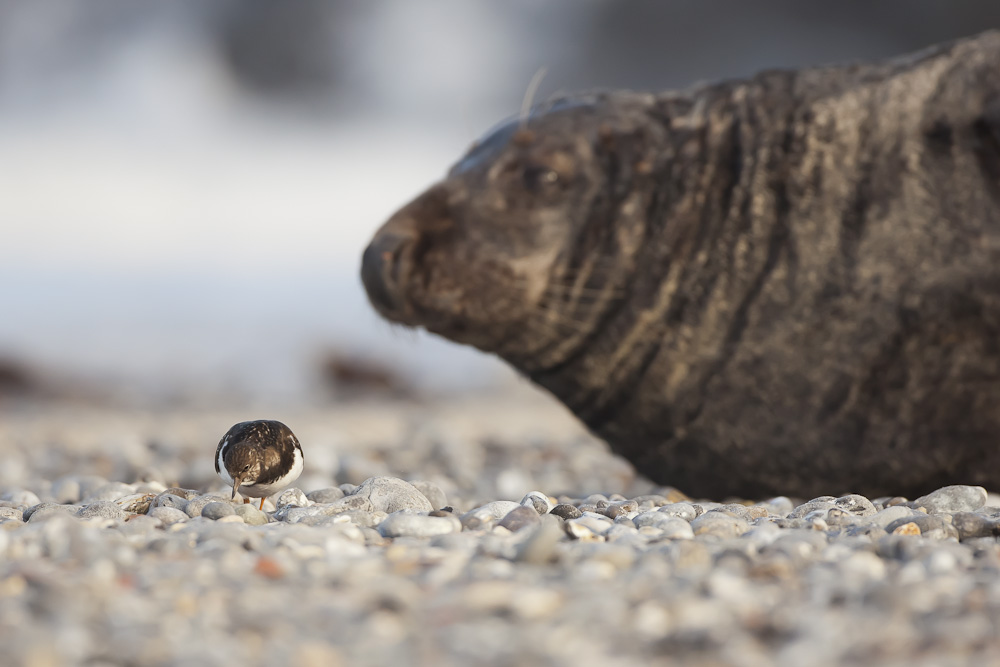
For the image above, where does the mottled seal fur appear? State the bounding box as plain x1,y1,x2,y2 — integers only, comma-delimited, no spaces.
361,31,1000,499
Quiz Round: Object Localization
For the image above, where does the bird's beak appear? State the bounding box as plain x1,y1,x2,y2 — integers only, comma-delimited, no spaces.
232,476,244,500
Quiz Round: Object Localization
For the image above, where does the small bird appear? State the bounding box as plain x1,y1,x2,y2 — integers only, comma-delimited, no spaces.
215,420,304,510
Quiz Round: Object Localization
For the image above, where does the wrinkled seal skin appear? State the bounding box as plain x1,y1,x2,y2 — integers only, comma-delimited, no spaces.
361,31,1000,499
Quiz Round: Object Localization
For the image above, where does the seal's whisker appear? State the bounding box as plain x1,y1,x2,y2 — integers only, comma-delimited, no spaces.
520,66,549,127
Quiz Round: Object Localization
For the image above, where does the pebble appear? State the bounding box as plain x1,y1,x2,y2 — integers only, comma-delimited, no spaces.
201,502,237,520
235,504,269,526
51,478,82,504
306,487,346,504
115,493,156,514
85,482,135,502
886,514,959,540
151,493,189,512
498,505,541,532
549,504,582,520
461,501,521,529
0,507,23,522
183,495,225,518
351,476,433,514
410,480,448,510
378,510,461,538
911,485,988,514
77,501,127,522
658,502,698,521
520,491,552,515
4,405,1000,667
275,488,311,509
147,507,189,525
690,512,750,539
1,490,41,507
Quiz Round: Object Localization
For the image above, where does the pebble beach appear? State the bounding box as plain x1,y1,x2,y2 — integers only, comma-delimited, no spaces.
2,390,999,666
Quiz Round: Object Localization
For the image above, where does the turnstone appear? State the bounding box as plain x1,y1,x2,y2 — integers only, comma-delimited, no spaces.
215,420,304,510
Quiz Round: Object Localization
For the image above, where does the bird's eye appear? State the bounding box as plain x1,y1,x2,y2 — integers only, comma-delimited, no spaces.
243,465,250,471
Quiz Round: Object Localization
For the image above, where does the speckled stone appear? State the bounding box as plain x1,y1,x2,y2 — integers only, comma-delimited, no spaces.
549,504,582,520
690,512,750,539
77,501,127,521
911,485,988,515
275,488,310,509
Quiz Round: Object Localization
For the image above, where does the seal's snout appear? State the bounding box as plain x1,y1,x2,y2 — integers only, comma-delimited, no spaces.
361,229,414,316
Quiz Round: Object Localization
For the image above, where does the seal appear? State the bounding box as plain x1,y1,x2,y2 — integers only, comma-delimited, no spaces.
361,31,1000,499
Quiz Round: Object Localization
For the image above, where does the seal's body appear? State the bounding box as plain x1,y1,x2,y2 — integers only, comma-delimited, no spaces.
362,32,1000,499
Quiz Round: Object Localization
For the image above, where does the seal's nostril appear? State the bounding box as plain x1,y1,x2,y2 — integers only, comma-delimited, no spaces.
361,232,413,315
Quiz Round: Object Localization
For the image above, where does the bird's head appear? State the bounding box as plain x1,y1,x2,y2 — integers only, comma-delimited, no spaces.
224,445,262,499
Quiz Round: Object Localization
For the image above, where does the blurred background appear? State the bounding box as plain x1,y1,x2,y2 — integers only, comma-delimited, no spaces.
2,0,999,410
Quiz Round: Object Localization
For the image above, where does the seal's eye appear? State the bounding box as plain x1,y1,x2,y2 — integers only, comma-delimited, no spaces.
521,165,559,192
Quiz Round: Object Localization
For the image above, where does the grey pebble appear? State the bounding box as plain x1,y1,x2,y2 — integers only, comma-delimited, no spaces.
911,485,988,514
275,488,310,509
234,504,268,526
515,515,564,564
758,496,794,517
834,494,878,517
658,502,697,521
886,514,959,540
690,512,750,539
549,504,582,520
951,512,998,540
183,495,226,518
147,507,189,525
339,483,358,495
788,500,838,520
77,501,127,521
85,482,135,503
201,502,237,520
1,490,41,507
867,505,922,529
118,515,162,534
306,487,345,504
602,500,638,519
25,503,77,523
51,478,82,504
0,507,23,522
634,511,682,530
410,480,448,510
353,476,433,514
378,510,461,538
658,517,696,540
152,493,189,513
462,501,521,527
520,491,553,515
499,505,541,532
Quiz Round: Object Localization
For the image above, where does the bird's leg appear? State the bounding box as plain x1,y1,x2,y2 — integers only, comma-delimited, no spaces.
258,497,265,511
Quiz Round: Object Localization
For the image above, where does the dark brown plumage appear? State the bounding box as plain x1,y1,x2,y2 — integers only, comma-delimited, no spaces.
215,420,303,509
